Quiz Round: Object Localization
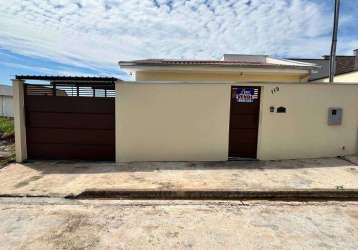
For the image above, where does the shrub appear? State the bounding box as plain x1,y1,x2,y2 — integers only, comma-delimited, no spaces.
0,117,14,135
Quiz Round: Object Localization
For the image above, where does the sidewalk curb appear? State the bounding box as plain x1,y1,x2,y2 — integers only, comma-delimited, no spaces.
66,189,358,201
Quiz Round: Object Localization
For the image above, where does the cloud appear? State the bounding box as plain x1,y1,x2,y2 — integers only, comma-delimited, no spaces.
0,50,127,80
0,0,356,75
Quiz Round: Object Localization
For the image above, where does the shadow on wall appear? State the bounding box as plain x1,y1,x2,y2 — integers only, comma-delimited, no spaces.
20,157,355,174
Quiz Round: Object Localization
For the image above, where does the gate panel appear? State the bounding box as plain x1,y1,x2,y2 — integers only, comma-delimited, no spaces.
25,83,115,161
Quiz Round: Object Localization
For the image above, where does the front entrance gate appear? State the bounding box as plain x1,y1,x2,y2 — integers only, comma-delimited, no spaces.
24,80,115,161
229,86,261,159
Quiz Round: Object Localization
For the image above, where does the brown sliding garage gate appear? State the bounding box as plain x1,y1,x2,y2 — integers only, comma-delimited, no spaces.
20,76,117,161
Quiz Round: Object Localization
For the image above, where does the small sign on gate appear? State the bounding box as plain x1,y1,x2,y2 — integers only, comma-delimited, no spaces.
235,87,258,103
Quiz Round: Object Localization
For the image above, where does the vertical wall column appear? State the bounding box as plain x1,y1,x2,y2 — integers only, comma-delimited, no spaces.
12,79,27,162
115,80,121,163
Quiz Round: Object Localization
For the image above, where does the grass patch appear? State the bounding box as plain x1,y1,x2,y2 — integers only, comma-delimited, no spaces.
0,118,15,167
0,117,14,135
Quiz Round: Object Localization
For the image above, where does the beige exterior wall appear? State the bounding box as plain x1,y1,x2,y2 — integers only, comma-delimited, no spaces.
257,83,358,160
12,79,27,162
314,71,358,83
117,81,358,162
116,82,231,162
135,71,308,83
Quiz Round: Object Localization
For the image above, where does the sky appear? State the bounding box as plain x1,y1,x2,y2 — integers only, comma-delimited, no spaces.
0,0,357,85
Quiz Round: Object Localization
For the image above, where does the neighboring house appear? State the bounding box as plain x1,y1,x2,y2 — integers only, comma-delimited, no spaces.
0,84,13,117
291,49,358,82
317,70,358,83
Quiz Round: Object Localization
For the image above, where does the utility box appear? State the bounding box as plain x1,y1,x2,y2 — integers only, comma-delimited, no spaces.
328,107,342,125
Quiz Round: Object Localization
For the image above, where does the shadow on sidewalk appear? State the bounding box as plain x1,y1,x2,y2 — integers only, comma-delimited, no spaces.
18,157,356,175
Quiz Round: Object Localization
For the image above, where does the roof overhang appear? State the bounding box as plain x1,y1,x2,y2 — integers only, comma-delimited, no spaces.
119,65,311,75
15,75,119,84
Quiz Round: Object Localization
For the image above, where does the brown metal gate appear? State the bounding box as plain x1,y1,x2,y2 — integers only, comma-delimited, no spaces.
24,82,115,161
229,86,261,159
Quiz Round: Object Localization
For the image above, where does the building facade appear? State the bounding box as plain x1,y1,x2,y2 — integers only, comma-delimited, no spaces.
13,55,358,163
116,55,358,162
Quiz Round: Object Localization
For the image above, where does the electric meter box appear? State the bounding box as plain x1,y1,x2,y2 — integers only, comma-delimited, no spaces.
328,107,342,125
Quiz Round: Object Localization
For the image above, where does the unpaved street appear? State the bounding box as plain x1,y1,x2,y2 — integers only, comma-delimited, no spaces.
0,198,357,250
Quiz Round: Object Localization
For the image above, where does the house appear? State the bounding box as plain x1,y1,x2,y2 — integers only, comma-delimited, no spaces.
0,84,13,117
292,49,358,82
120,54,314,82
12,54,358,163
116,54,358,162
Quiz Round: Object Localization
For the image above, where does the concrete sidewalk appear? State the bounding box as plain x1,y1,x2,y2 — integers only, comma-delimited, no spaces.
0,156,358,198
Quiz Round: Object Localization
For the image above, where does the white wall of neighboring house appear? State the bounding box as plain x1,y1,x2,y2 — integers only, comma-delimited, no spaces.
0,85,13,117
0,95,14,117
314,71,358,83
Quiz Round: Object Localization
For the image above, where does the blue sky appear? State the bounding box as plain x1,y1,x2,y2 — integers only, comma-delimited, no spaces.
0,0,357,85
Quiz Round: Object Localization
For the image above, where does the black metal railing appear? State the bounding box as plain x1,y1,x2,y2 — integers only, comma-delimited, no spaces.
24,83,116,98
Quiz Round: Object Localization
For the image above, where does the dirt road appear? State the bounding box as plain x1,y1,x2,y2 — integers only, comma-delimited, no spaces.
0,198,357,249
